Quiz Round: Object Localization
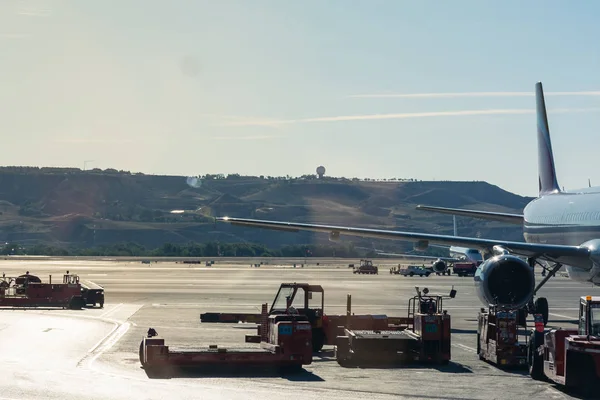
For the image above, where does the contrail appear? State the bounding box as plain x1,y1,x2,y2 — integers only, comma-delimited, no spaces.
216,107,600,127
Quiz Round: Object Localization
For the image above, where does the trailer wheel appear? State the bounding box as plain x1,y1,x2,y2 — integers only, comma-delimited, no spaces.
68,296,85,310
139,340,145,365
527,332,545,381
312,328,325,352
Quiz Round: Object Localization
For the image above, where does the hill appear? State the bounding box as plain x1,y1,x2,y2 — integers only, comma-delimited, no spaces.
0,167,533,252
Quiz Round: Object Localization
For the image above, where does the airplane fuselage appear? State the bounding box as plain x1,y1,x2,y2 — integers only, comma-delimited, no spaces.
523,188,600,283
449,246,483,263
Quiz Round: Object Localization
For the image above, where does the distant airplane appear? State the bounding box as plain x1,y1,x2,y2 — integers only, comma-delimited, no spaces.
217,82,600,326
370,216,483,273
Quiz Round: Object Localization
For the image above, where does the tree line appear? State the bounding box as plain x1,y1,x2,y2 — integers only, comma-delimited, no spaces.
0,166,486,184
0,241,370,258
0,241,447,259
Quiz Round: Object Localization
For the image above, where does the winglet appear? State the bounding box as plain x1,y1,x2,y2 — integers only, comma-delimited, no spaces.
536,82,561,195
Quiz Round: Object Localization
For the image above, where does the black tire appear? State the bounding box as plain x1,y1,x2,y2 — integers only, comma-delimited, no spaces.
425,273,430,277
534,297,549,326
312,328,325,352
409,272,414,277
68,296,85,310
517,308,528,327
139,340,145,365
528,332,545,380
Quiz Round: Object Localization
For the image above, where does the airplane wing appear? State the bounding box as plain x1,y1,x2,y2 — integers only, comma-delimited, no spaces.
216,217,590,265
415,205,524,225
376,252,460,262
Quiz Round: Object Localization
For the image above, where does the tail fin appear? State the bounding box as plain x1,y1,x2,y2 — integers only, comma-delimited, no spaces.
536,82,561,195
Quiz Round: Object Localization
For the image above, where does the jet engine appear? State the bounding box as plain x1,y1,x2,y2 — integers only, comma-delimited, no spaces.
474,254,534,310
431,259,447,274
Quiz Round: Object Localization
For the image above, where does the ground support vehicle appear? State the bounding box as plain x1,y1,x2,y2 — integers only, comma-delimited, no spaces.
453,262,478,277
477,306,530,368
390,265,447,276
335,287,455,367
80,280,105,307
200,282,400,352
0,271,85,309
353,259,378,274
528,296,600,397
140,303,313,375
398,265,431,277
423,266,451,276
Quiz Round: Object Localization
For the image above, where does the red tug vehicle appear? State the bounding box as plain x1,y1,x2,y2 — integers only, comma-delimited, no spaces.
335,287,455,366
200,282,401,353
528,295,600,397
477,306,530,367
141,284,456,374
0,271,86,309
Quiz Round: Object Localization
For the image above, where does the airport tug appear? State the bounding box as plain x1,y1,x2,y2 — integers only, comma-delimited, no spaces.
0,271,86,309
200,282,404,353
335,287,455,366
477,305,530,367
528,295,600,397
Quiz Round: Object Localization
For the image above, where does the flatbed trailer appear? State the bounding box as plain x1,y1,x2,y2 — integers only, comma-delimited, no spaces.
477,306,529,368
0,271,85,309
335,287,455,367
140,303,313,375
200,282,398,352
528,296,600,397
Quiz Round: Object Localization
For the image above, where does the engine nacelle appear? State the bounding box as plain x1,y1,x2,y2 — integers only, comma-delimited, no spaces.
432,259,447,274
474,254,534,310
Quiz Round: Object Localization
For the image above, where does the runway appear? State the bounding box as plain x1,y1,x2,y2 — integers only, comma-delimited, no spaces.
0,258,596,400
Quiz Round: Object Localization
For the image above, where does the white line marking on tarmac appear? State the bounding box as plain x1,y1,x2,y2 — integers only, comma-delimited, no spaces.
452,343,477,353
99,303,123,318
88,321,119,353
92,322,131,356
549,312,575,319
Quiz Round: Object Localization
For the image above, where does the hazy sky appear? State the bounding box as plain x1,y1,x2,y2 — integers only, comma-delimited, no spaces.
2,0,600,197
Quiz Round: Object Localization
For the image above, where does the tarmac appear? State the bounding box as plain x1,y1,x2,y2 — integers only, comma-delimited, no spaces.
0,258,596,400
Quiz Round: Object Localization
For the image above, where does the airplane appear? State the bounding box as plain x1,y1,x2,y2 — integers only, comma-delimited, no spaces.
368,217,484,274
216,82,600,326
